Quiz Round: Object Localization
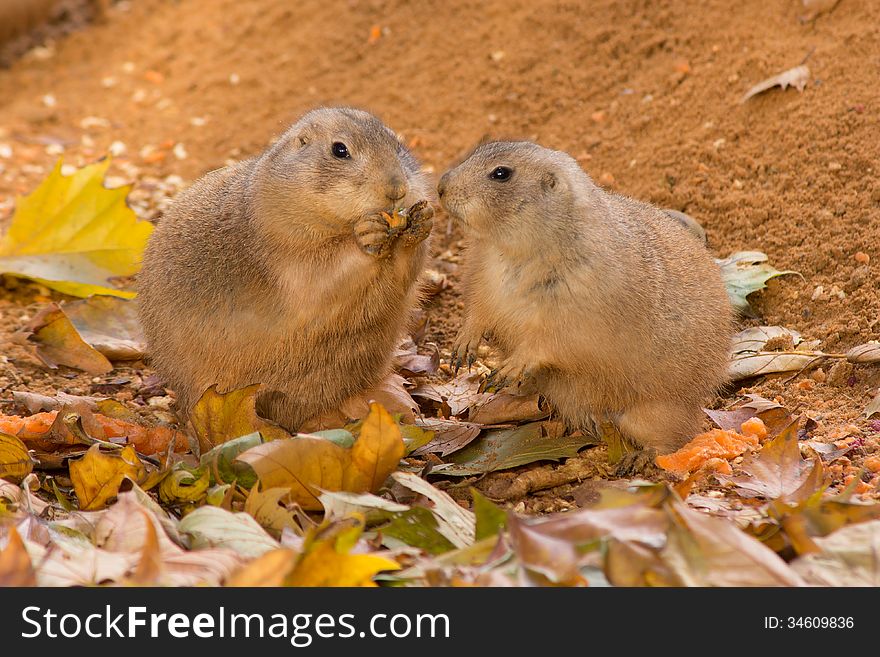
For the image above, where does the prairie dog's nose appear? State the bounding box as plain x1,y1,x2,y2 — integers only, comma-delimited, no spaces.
438,172,450,198
385,176,407,202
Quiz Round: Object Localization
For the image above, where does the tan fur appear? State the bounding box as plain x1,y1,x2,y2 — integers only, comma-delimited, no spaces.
137,108,433,432
441,141,732,454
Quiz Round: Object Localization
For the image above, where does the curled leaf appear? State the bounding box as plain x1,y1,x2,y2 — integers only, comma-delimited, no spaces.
0,432,34,482
189,384,290,454
716,251,797,316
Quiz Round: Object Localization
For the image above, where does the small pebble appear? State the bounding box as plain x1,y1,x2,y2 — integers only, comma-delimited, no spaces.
811,285,824,301
490,51,505,62
811,368,827,383
797,379,814,391
854,251,870,264
598,172,615,186
229,73,241,85
828,162,842,171
109,140,126,156
41,94,57,108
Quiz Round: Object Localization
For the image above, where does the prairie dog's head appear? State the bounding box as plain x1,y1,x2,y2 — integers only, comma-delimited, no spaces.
255,107,428,235
439,141,588,240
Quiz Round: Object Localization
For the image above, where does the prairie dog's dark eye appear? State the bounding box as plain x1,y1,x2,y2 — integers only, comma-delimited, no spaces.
332,142,350,159
489,166,513,181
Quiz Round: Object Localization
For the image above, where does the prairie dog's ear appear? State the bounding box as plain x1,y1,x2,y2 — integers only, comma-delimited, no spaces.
541,171,559,193
296,133,310,148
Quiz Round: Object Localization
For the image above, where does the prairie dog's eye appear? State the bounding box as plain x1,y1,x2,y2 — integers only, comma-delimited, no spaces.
489,166,513,181
332,142,350,159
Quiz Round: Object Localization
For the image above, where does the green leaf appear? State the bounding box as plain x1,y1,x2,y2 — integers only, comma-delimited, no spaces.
472,488,507,540
312,429,356,448
436,422,598,476
178,506,278,558
199,432,262,487
0,160,153,298
715,251,797,316
379,507,457,555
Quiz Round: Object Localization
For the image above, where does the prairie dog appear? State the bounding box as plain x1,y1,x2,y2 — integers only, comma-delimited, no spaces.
138,108,433,433
440,141,732,454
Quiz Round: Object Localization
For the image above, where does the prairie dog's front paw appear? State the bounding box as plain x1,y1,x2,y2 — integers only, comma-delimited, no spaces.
400,200,434,246
354,214,394,257
451,329,483,372
483,358,534,391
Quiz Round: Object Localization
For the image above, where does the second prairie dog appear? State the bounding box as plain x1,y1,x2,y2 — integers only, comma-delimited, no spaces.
138,108,433,432
440,141,732,454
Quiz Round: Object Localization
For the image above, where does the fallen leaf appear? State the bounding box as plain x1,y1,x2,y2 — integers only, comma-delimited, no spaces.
0,160,152,297
189,384,290,453
411,372,488,417
179,506,279,558
437,422,598,476
0,407,187,455
236,402,405,511
318,490,409,522
719,427,824,501
731,326,802,354
244,487,302,536
729,351,822,381
0,432,34,482
393,339,439,375
227,548,298,586
60,295,145,360
199,432,261,487
392,472,476,548
740,65,810,104
158,464,210,506
846,342,880,364
285,519,400,586
0,526,36,586
472,488,507,541
13,303,112,374
663,496,804,586
715,251,797,316
792,520,880,586
411,417,482,457
468,392,548,425
379,507,458,554
70,444,146,510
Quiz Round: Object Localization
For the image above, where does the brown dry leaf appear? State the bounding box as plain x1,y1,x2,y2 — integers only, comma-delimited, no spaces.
792,520,880,586
468,392,547,425
663,496,804,586
13,303,112,374
392,472,476,548
411,417,482,457
0,525,37,586
0,432,34,482
236,402,405,511
740,64,810,104
57,295,145,360
189,384,290,454
227,548,299,586
507,514,585,585
719,426,824,502
846,342,880,364
411,372,488,417
730,326,802,354
394,338,439,375
69,444,146,510
704,394,791,436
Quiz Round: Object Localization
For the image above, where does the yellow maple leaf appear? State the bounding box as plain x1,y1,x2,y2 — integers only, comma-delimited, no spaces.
0,159,153,298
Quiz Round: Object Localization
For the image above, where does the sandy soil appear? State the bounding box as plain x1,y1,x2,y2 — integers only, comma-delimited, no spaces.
0,0,878,508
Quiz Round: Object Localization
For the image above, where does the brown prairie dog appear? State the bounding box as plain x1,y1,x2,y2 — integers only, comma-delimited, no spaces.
440,141,732,454
138,107,433,433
